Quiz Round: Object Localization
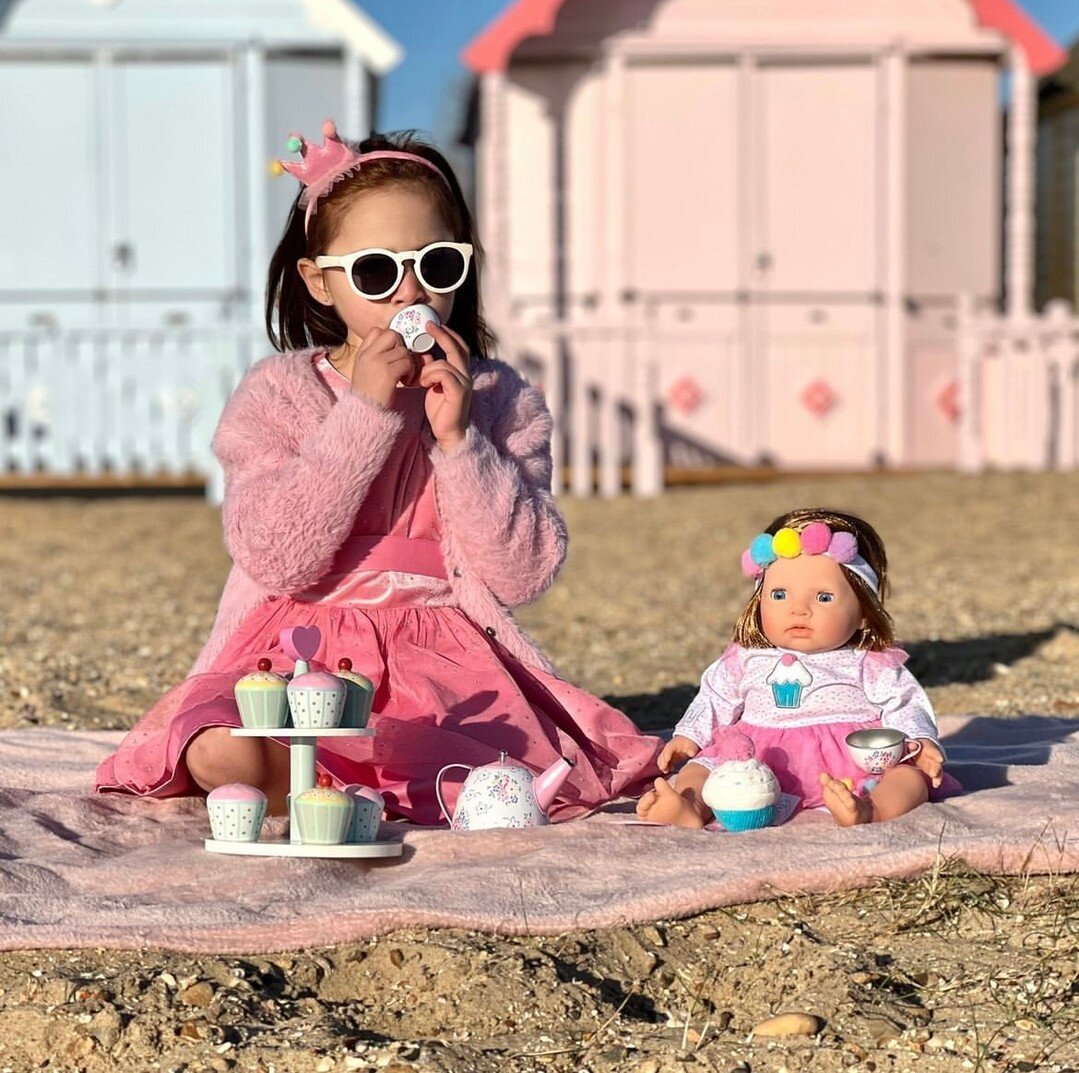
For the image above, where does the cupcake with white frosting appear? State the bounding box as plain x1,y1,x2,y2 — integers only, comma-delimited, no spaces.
701,732,780,832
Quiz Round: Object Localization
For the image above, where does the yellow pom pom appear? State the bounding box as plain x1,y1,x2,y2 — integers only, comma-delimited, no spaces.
772,527,802,558
268,160,284,177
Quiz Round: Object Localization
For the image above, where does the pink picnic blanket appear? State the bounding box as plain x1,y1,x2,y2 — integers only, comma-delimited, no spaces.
1,715,1076,953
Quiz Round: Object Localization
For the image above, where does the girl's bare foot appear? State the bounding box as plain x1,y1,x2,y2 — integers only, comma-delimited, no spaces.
635,777,709,828
820,772,873,826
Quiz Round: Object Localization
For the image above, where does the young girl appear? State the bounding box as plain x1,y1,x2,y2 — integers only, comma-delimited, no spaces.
637,508,959,828
95,121,661,823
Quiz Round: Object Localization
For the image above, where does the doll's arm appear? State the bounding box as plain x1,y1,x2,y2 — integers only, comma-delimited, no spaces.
215,369,404,593
672,648,746,749
430,372,567,606
864,656,944,756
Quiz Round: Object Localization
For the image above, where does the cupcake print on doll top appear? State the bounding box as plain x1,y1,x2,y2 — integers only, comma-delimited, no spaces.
766,653,812,709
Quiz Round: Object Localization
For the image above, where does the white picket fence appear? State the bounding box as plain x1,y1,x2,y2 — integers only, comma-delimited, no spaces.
0,326,267,500
956,298,1079,473
1,303,1076,502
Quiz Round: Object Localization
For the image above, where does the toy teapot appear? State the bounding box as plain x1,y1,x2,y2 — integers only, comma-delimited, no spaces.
435,752,575,831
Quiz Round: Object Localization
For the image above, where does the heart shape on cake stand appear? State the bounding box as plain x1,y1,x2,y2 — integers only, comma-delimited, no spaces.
280,625,322,663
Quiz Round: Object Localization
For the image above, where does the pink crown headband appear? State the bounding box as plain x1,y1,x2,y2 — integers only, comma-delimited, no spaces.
271,120,450,234
740,522,880,595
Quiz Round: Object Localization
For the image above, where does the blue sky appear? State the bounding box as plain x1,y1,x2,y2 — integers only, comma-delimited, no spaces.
366,0,1079,143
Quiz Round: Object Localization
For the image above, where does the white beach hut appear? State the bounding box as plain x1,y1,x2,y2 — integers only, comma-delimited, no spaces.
463,0,1072,492
0,0,399,484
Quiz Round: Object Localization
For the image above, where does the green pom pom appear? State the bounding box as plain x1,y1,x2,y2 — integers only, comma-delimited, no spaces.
286,136,302,153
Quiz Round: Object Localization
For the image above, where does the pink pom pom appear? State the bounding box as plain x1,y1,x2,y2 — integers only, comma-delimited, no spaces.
800,522,831,555
740,549,763,578
709,729,756,762
322,119,338,139
828,530,858,564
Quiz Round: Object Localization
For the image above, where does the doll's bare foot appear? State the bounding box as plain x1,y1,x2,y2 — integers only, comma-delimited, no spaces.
820,772,873,826
636,778,709,829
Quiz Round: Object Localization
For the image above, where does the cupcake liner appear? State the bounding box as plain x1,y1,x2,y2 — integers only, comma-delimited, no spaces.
288,689,345,729
771,683,803,709
714,805,775,832
349,798,382,843
339,680,373,729
294,801,353,844
207,798,267,842
235,688,289,729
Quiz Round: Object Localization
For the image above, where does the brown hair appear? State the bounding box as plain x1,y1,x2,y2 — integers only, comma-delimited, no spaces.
733,507,895,651
266,130,495,361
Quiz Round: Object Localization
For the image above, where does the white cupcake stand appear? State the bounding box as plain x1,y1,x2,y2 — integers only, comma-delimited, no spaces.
203,727,404,860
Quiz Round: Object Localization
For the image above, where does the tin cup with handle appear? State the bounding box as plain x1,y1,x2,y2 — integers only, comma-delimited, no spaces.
845,727,922,775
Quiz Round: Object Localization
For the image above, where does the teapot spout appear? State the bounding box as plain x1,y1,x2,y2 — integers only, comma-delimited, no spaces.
533,755,575,815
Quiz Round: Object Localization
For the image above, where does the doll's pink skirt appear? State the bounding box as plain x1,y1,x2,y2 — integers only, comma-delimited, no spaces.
94,596,663,825
693,719,962,810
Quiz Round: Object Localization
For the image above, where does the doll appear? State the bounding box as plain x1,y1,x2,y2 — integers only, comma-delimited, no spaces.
637,508,958,828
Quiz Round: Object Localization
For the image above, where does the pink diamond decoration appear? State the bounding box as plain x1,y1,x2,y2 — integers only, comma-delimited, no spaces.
937,379,960,423
801,379,838,418
667,376,704,415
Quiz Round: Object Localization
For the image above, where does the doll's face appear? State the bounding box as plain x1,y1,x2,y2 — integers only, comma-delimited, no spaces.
297,185,457,352
758,554,865,653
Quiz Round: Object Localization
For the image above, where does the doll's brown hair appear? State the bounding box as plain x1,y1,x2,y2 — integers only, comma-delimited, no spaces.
733,508,895,651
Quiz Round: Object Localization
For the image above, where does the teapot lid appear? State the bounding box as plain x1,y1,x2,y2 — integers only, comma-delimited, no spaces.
480,751,527,772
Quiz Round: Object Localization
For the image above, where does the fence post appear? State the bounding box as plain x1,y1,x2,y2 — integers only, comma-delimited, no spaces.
956,294,981,473
1045,300,1076,471
631,309,662,497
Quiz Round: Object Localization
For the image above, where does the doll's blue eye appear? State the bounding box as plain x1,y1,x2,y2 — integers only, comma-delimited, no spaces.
817,592,834,603
770,589,786,601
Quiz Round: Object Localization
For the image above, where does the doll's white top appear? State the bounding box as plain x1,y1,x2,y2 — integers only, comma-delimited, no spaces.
673,644,941,749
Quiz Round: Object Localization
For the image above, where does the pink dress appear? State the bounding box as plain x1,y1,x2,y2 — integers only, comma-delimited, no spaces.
676,644,961,810
96,357,661,823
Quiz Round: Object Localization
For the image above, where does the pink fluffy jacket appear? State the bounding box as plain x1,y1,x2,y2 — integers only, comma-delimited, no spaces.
188,348,567,676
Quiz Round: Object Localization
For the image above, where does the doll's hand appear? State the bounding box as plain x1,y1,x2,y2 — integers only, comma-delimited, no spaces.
911,738,944,788
350,328,416,408
658,735,700,774
418,321,472,450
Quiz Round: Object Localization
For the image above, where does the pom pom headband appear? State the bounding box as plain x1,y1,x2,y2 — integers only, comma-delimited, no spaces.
740,522,880,596
272,120,451,234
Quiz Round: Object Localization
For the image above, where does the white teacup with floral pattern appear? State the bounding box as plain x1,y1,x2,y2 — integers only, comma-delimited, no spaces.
845,728,921,775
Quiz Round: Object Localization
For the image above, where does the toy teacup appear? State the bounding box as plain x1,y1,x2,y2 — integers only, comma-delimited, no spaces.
845,728,921,775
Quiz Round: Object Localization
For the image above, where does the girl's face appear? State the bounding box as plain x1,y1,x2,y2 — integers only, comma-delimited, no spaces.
758,553,865,653
298,185,457,349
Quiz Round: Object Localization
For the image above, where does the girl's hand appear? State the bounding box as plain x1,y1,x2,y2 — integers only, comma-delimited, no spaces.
658,735,700,774
910,738,944,788
350,328,416,408
419,321,472,450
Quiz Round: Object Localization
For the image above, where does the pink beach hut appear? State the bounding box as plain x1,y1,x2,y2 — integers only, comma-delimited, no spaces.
463,0,1067,493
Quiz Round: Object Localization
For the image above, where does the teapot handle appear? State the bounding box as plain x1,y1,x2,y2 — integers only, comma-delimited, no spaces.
434,764,473,823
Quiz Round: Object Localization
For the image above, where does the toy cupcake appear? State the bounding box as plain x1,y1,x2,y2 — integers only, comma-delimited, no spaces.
294,773,353,844
206,783,268,842
700,733,780,832
335,657,374,729
234,658,289,728
766,653,812,708
286,670,346,729
344,783,385,842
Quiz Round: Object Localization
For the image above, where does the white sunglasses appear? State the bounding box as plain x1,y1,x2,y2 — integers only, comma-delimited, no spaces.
315,241,473,300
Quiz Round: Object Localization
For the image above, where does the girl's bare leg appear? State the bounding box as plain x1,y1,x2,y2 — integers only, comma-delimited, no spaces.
820,764,929,826
636,763,712,828
186,726,292,814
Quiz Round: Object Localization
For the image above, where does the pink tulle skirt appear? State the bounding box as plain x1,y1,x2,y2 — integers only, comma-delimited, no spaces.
695,719,961,810
95,596,663,825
